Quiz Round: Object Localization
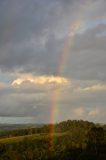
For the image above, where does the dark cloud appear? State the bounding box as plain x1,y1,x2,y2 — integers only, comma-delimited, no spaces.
0,0,105,77
64,24,106,81
0,0,106,123
0,0,89,73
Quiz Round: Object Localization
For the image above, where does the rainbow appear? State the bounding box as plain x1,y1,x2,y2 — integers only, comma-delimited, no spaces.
49,1,91,149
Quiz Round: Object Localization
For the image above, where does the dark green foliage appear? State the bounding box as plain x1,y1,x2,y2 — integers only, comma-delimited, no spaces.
0,120,106,160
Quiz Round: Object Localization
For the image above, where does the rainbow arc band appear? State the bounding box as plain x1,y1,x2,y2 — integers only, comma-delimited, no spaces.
49,1,91,149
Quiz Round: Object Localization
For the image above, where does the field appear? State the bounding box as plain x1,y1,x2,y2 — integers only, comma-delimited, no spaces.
0,132,67,144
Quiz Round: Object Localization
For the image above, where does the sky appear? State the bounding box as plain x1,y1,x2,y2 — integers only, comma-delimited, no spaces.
0,0,106,124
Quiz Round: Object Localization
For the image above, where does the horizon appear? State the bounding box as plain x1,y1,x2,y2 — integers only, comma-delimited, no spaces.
0,117,105,125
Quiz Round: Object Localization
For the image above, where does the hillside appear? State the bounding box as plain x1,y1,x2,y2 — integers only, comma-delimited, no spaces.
0,120,106,160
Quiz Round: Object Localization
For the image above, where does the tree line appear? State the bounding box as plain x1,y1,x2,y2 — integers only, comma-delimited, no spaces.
0,120,106,160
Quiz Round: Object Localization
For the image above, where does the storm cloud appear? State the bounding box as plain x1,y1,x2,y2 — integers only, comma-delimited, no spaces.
0,0,106,123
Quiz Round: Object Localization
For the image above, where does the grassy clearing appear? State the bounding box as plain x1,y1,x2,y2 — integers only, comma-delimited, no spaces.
0,132,67,144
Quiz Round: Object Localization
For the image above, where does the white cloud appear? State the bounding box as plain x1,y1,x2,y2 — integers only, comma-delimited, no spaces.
75,84,106,93
72,107,86,116
12,74,70,87
88,108,100,116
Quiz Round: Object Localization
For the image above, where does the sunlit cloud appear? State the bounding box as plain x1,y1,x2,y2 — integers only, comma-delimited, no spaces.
12,74,70,87
72,107,86,116
88,108,100,117
72,107,102,119
74,84,106,93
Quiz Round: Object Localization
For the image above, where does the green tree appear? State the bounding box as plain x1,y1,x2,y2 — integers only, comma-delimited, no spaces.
87,127,104,156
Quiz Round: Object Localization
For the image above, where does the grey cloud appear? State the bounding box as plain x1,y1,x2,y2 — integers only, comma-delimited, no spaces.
0,81,106,123
0,90,50,117
0,0,106,123
64,24,106,81
1,0,105,74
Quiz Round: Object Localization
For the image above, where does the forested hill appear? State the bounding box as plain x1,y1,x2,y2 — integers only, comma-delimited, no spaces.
0,120,105,138
0,120,106,160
